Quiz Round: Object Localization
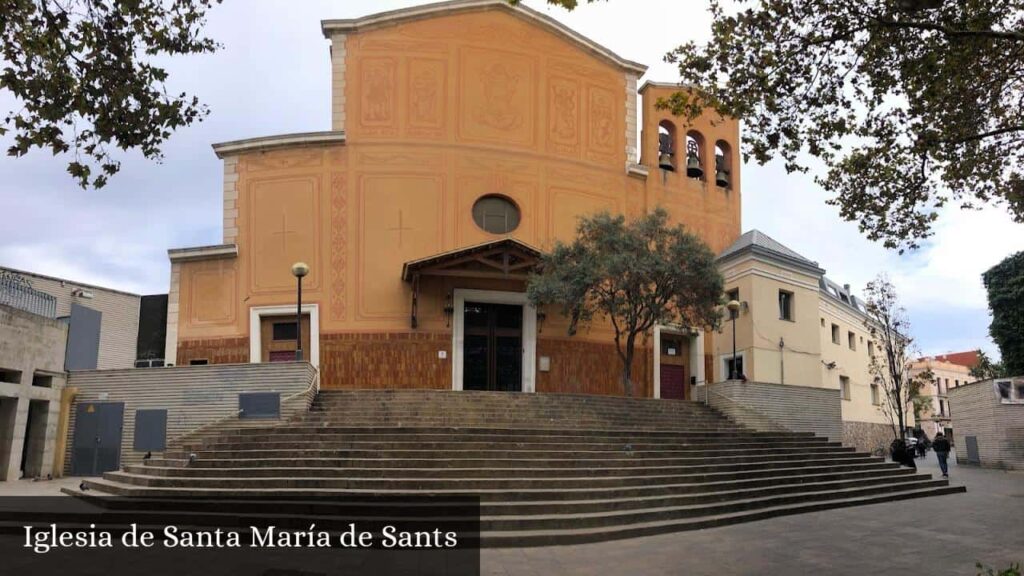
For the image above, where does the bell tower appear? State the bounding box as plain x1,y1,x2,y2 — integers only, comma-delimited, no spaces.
638,81,742,253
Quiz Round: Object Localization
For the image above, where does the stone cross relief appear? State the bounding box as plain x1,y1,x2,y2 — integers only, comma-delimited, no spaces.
388,210,413,248
271,214,297,251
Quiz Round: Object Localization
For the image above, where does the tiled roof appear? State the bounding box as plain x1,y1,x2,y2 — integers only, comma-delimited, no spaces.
717,230,823,272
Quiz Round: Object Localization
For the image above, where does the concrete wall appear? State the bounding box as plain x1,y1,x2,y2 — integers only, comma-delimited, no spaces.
0,304,67,480
1,267,140,369
949,378,1024,470
65,362,317,472
697,380,843,442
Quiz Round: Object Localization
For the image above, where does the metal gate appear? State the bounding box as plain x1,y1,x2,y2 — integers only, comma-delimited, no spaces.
71,402,124,476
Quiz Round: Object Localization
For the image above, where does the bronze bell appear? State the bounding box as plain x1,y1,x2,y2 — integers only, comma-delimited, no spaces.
716,169,730,188
659,153,675,172
686,153,703,179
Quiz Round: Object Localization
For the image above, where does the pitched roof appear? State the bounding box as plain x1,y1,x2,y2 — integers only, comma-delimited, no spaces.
321,0,647,75
717,230,824,275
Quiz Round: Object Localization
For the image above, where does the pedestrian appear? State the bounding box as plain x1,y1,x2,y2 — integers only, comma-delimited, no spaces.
932,432,952,478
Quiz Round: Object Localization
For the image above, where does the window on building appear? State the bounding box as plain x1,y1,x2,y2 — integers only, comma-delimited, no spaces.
997,380,1012,399
945,378,950,394
726,288,740,319
1017,382,1024,401
820,318,826,327
954,379,959,388
871,383,880,405
832,324,840,345
840,376,851,400
867,341,874,357
848,331,856,351
939,399,946,416
189,359,209,366
472,195,521,234
272,322,298,341
724,356,744,380
778,290,794,321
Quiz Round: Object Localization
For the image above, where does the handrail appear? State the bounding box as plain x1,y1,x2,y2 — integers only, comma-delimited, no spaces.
700,381,789,432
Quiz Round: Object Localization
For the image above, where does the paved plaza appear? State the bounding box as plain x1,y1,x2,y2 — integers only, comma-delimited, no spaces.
481,455,1023,576
2,455,1021,575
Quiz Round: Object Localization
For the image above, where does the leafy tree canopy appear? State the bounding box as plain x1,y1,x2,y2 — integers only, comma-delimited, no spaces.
982,251,1024,375
527,208,724,396
0,0,222,188
970,349,1007,381
532,0,1024,252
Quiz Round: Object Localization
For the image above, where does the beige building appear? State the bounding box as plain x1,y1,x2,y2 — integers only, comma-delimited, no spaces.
713,230,910,453
0,266,142,370
910,352,976,438
948,376,1024,470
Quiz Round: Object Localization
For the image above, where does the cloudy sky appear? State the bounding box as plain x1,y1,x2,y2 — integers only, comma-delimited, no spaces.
1,0,1020,357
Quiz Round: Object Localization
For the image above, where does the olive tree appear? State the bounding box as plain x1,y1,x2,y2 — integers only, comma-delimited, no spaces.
527,208,724,396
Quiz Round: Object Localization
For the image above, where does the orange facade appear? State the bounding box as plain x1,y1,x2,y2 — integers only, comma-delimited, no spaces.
169,2,741,395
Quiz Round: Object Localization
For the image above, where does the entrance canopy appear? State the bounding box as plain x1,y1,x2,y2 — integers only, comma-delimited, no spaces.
401,238,543,328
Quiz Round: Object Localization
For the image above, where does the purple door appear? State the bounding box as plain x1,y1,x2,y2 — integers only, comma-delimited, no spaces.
661,365,687,400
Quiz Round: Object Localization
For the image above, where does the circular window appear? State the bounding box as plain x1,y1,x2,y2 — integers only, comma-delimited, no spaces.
472,195,520,234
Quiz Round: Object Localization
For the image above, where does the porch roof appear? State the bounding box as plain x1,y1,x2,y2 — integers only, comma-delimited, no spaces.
401,238,543,282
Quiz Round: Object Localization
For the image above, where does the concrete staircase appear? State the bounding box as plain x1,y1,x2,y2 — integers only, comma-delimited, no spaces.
72,390,964,546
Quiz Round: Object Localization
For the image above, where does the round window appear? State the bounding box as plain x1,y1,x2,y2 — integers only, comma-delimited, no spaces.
472,195,520,234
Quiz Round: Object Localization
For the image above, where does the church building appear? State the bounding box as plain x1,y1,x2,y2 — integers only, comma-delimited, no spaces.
163,0,742,396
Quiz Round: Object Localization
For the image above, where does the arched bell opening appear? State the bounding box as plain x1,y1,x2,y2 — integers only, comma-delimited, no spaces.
685,131,705,180
657,120,677,172
714,140,732,189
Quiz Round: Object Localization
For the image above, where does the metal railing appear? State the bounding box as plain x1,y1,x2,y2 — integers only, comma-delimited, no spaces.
0,270,56,318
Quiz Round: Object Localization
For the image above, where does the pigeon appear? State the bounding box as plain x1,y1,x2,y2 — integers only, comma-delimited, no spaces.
143,451,152,461
188,453,197,465
79,482,89,491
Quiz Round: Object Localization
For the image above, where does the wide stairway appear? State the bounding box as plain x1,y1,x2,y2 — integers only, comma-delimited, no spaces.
76,390,964,546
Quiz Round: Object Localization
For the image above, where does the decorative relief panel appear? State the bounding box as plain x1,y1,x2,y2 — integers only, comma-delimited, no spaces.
587,85,617,158
407,58,447,138
359,57,398,134
246,149,323,173
188,264,236,325
330,173,348,322
548,76,580,157
458,47,536,147
249,177,321,294
356,174,445,319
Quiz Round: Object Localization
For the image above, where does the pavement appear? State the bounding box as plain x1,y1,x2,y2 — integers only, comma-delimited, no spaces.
480,454,1024,576
2,456,1021,575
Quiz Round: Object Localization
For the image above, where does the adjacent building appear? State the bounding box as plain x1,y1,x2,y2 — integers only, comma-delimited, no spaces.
712,231,908,453
909,352,978,438
948,376,1024,470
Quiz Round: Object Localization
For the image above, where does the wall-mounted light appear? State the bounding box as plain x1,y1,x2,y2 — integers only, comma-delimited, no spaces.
443,292,454,328
536,305,547,334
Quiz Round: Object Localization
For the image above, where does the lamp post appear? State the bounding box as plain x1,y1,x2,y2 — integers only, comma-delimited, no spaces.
291,262,310,361
727,300,740,380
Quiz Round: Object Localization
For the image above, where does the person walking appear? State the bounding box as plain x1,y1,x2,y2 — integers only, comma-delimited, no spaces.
932,432,952,478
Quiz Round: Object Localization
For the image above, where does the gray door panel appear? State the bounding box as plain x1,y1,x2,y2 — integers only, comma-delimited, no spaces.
65,303,102,371
71,402,124,476
239,392,280,419
133,409,168,452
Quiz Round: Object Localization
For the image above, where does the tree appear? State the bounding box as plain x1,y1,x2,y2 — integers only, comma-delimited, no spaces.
535,0,1024,252
526,208,724,397
970,349,1007,381
982,251,1024,375
862,274,929,440
0,0,222,188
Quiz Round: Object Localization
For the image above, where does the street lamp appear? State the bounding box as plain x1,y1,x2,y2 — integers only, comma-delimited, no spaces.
291,262,310,361
727,300,741,380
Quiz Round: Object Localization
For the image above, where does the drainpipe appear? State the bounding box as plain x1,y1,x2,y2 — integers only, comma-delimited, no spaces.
779,337,785,385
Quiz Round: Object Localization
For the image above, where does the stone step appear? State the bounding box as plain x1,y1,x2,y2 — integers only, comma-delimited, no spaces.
102,465,908,492
200,426,791,439
180,432,822,447
178,439,839,453
161,445,858,461
145,453,876,471
127,458,889,480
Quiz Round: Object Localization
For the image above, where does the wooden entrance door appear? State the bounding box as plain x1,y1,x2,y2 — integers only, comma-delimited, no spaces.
660,333,690,400
260,315,310,362
463,302,522,392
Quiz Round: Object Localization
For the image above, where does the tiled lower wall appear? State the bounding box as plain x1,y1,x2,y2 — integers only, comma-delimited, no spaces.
175,332,656,397
700,380,843,441
177,337,249,366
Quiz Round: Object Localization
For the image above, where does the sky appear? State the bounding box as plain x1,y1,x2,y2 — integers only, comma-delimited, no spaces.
0,0,1021,358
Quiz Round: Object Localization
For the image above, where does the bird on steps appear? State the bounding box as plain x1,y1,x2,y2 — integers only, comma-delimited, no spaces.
143,451,152,461
79,482,89,492
188,453,197,466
